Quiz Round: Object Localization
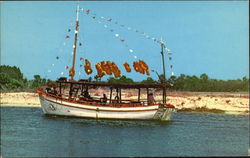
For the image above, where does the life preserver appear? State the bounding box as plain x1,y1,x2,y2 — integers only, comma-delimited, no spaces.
133,60,150,76
123,62,131,72
139,60,150,75
100,61,112,75
94,61,121,78
133,61,144,74
95,63,105,78
111,62,121,78
84,59,93,75
105,61,112,75
100,61,106,72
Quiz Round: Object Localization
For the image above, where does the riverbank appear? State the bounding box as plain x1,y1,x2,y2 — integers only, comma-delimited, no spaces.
0,91,249,115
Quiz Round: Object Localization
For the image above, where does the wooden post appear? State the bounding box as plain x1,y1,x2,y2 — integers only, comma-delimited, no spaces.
116,88,119,103
138,88,141,102
69,83,73,99
110,87,113,103
163,87,166,103
81,84,84,94
119,88,122,103
146,88,149,104
59,83,62,96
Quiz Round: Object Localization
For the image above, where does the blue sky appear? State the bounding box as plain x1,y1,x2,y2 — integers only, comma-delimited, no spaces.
1,1,249,81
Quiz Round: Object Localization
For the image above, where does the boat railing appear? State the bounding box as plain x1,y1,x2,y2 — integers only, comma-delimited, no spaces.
36,89,175,108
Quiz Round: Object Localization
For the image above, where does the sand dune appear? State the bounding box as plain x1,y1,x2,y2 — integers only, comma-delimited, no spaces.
0,91,249,115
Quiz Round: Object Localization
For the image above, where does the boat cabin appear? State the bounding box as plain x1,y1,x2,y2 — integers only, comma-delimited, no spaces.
40,77,171,108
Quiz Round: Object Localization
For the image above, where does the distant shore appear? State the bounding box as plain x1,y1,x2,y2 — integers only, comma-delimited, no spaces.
0,91,249,115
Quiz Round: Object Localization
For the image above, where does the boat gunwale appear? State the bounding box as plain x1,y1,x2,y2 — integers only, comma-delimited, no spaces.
40,94,161,112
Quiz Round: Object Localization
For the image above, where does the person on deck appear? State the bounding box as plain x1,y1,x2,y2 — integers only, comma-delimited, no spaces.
100,94,108,105
52,86,58,95
114,95,119,103
102,94,107,103
148,93,155,105
82,90,92,100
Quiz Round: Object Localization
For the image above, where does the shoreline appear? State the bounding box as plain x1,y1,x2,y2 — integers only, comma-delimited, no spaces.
1,91,249,115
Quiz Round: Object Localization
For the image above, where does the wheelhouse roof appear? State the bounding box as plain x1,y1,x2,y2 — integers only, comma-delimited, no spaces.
56,80,169,89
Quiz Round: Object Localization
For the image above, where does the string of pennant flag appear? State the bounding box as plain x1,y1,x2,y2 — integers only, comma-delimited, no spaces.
78,8,175,76
46,7,175,79
81,9,138,60
81,8,162,44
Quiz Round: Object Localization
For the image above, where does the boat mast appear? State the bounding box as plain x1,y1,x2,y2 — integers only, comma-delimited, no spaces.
160,39,167,103
160,41,166,84
69,4,80,80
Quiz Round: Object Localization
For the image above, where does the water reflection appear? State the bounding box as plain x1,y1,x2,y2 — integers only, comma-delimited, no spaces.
43,114,173,128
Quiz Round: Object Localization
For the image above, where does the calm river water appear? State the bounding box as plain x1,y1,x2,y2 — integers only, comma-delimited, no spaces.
1,106,249,157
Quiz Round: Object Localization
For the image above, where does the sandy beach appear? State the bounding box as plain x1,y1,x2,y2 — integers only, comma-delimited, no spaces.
0,91,249,115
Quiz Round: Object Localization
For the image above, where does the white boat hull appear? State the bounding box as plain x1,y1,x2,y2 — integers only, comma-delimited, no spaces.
39,95,175,121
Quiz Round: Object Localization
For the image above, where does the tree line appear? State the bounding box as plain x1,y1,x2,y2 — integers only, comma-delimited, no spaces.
0,65,249,92
0,65,52,92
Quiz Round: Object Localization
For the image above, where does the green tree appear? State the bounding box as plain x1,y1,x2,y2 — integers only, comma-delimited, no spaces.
94,75,101,82
141,77,157,84
157,74,166,84
108,75,134,84
31,75,47,88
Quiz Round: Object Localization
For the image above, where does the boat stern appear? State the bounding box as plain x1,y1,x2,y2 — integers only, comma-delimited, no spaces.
153,104,176,121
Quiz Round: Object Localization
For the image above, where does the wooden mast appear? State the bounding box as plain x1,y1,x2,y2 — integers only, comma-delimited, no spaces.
160,40,167,103
69,4,80,81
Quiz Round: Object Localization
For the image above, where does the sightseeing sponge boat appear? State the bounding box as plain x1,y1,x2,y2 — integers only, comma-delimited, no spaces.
36,79,176,121
36,4,176,121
